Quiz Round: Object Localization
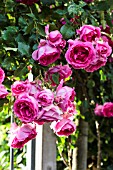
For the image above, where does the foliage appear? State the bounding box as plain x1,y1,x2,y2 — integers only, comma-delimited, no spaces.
0,0,113,169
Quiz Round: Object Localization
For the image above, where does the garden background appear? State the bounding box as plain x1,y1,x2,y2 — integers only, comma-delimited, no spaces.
0,0,113,170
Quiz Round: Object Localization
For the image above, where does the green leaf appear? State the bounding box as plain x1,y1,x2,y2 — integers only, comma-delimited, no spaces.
60,24,75,39
95,1,110,11
1,26,18,41
24,21,34,35
68,2,85,15
55,9,67,15
0,99,9,107
14,63,28,78
18,42,30,56
41,0,55,5
52,73,59,85
2,57,17,71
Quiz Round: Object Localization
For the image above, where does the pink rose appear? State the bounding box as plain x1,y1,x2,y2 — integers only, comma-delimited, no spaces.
32,40,60,66
9,123,37,148
0,84,8,98
45,25,66,49
16,0,38,5
94,104,103,116
96,41,112,58
77,25,101,42
102,102,113,117
35,89,54,107
35,104,62,125
45,64,72,86
55,81,76,111
0,67,5,83
13,93,39,123
51,118,76,136
85,41,112,72
11,80,30,97
65,40,95,69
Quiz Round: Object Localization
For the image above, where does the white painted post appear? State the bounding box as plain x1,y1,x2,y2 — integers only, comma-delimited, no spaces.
35,123,56,170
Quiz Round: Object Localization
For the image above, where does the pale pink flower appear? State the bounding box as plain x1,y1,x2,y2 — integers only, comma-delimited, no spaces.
9,123,37,148
51,118,76,136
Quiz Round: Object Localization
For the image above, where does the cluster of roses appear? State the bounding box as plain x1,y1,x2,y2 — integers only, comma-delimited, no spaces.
32,25,112,73
94,102,113,118
65,25,112,72
0,67,8,99
9,78,77,148
32,25,66,66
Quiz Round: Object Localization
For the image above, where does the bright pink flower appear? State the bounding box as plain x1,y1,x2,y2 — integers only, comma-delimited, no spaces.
65,40,95,69
32,40,60,66
35,104,62,125
85,41,112,72
0,84,8,98
55,81,76,112
102,102,113,117
13,93,39,123
45,64,72,86
16,0,38,5
51,119,76,136
45,25,66,49
35,89,54,107
96,41,112,58
77,25,101,42
11,80,30,97
9,123,37,148
94,104,103,116
0,67,5,83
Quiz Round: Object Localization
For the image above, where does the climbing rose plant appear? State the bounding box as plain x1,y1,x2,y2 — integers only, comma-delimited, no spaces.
8,24,112,148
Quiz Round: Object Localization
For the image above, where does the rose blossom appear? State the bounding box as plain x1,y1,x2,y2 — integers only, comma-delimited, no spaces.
11,80,30,97
0,67,5,83
16,0,38,5
102,102,113,117
32,40,60,66
85,41,112,72
9,123,37,148
0,84,8,98
65,40,96,69
35,89,54,107
96,41,112,58
77,25,101,42
13,93,39,123
45,25,66,49
55,81,76,111
35,104,62,125
45,64,72,86
94,104,103,116
51,118,76,136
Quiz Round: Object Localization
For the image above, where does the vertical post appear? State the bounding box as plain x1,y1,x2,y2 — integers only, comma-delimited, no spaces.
77,119,88,170
35,123,56,170
26,139,36,170
10,111,14,170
